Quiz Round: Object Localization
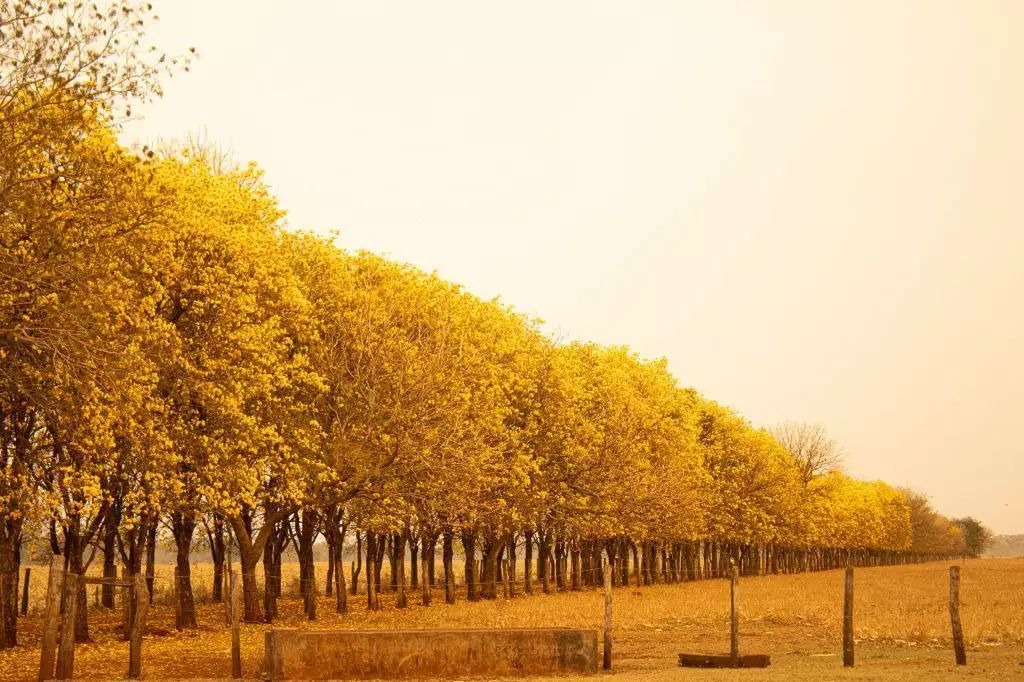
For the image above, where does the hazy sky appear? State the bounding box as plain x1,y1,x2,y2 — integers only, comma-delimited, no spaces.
122,1,1024,534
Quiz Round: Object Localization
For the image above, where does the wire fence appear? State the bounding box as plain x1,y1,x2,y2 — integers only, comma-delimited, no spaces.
6,554,1018,618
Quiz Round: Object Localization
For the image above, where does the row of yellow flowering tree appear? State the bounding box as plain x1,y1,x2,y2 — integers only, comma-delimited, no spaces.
0,0,980,646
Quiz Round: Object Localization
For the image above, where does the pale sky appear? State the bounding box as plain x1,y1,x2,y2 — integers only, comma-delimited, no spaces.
122,1,1024,534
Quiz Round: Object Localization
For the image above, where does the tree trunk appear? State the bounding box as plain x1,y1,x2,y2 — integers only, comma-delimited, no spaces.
61,518,92,643
570,543,581,590
145,522,157,604
410,538,419,590
394,531,408,608
325,547,334,597
350,531,362,596
387,536,399,593
229,510,291,623
239,552,262,623
208,518,226,603
373,536,386,598
262,521,285,622
538,530,551,594
170,513,198,630
632,542,641,588
554,539,565,590
506,535,517,587
332,528,347,614
295,510,320,621
0,519,21,649
426,534,437,587
365,531,380,611
420,531,432,606
479,534,506,600
461,530,478,601
443,529,456,604
101,507,118,609
524,530,534,595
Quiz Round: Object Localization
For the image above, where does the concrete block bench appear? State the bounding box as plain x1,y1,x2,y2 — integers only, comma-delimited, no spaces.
265,627,599,679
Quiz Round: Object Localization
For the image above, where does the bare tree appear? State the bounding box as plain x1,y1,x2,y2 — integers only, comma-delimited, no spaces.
769,422,843,487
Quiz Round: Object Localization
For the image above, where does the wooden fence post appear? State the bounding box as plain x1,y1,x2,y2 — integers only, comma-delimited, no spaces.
603,561,613,670
843,566,854,667
38,556,64,681
21,567,31,616
230,570,242,678
729,561,739,667
949,566,966,665
55,572,79,681
128,573,149,679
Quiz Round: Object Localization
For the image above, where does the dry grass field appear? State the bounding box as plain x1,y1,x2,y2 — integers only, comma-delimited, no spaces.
1,558,1022,680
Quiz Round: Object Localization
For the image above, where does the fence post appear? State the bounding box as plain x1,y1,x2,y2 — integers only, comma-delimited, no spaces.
21,567,31,616
949,566,966,665
603,560,613,670
55,572,79,681
128,573,149,678
230,570,242,678
38,556,63,681
843,566,854,667
729,561,739,667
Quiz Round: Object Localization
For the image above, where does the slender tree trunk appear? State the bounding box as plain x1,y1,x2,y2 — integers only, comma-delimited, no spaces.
262,521,285,622
101,507,118,609
208,518,226,603
334,537,347,614
365,531,380,611
427,534,437,587
373,537,386,597
325,545,334,597
420,530,432,606
443,530,456,604
410,537,419,590
524,530,534,595
506,534,517,587
632,542,640,588
387,536,399,593
145,522,157,604
350,531,362,596
331,521,348,614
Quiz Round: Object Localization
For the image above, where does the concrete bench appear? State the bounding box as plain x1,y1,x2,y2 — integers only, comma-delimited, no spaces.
265,627,599,679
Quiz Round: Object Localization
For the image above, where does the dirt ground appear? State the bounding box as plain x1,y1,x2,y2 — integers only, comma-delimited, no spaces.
1,558,1022,680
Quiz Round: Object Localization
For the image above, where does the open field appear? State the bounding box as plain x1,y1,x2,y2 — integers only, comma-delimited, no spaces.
2,558,1023,680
